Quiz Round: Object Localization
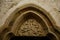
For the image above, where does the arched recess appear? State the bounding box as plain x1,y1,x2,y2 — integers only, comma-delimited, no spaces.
11,11,49,36
0,4,60,40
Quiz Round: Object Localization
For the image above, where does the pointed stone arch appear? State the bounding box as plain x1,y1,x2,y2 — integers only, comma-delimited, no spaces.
0,4,59,40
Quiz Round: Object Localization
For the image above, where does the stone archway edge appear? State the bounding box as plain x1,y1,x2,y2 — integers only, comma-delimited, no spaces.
0,0,60,32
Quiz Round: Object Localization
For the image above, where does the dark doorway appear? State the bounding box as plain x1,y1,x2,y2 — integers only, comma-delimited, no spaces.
10,36,51,40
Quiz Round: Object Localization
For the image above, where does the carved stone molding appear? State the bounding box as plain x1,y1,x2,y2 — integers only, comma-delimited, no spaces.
0,4,60,40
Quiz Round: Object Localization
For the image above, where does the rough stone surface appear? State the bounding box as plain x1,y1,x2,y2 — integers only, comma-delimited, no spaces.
0,0,60,40
0,0,60,27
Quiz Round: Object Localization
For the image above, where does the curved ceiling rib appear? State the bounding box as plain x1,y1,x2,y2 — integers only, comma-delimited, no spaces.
0,5,60,40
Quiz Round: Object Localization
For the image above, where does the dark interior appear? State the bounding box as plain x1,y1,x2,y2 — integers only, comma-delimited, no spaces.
10,36,51,40
10,33,57,40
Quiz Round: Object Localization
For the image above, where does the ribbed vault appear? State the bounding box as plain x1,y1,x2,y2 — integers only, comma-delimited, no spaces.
0,4,60,40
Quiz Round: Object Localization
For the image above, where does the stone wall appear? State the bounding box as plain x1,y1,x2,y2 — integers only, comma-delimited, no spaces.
0,0,60,40
0,0,60,26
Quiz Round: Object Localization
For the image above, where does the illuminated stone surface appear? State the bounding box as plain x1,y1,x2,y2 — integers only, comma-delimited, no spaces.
0,0,60,40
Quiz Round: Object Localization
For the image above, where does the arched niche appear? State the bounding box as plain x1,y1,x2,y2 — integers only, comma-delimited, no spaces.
11,11,49,36
0,4,60,40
